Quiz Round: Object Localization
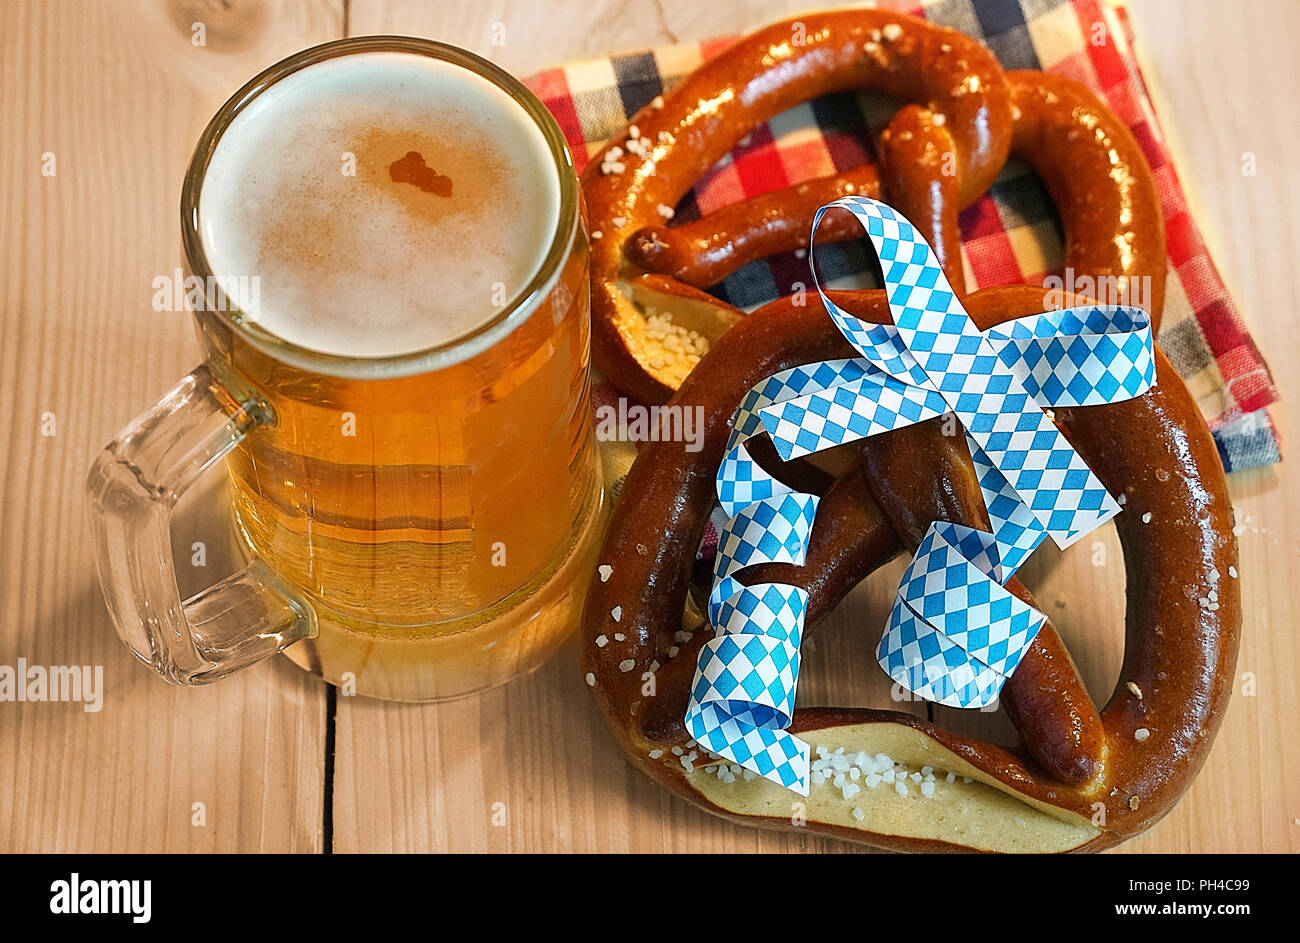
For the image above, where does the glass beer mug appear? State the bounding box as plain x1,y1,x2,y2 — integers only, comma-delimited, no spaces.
86,37,605,701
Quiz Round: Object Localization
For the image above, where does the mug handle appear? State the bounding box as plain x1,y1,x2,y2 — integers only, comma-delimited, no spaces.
86,362,316,684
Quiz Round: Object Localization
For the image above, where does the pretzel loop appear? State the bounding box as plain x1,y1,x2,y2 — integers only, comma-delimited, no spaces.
585,9,1013,403
580,9,1236,852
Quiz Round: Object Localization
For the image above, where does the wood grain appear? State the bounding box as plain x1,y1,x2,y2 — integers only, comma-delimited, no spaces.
1,0,1295,854
0,0,341,852
1119,0,1300,853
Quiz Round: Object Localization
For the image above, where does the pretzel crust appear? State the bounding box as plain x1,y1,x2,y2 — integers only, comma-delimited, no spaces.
583,12,1169,400
584,9,1012,403
579,9,1237,852
581,288,1238,852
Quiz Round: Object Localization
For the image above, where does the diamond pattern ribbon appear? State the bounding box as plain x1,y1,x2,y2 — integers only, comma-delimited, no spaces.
684,195,1156,795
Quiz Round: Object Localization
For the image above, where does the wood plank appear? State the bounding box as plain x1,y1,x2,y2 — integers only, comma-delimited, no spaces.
332,576,916,853
0,0,343,852
1117,0,1300,854
346,0,801,73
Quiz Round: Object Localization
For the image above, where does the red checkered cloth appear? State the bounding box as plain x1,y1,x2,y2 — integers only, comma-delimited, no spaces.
526,0,1280,511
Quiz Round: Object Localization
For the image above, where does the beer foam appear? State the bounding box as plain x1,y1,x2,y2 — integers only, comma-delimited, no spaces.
198,51,561,359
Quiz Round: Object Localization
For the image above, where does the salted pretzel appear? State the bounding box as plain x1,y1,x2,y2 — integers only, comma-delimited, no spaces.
584,9,1166,401
580,10,1236,852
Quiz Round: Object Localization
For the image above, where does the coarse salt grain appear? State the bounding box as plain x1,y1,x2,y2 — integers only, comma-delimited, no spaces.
1229,566,1238,578
595,634,609,647
1135,728,1150,742
585,672,596,687
611,606,622,622
921,781,935,797
619,659,635,672
882,22,903,41
612,216,627,227
649,748,664,759
598,564,612,582
614,633,626,642
1142,512,1152,524
895,780,908,797
1127,681,1143,700
657,203,675,220
852,807,865,821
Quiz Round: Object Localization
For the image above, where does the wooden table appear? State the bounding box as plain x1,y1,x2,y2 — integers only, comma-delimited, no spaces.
1,0,1295,853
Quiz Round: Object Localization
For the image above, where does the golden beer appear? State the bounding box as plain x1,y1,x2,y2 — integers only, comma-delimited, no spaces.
175,39,603,699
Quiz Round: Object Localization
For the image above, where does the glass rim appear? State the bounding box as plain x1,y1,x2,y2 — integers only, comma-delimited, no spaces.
179,35,580,380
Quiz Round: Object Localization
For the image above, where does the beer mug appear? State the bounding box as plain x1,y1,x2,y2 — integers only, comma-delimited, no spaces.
86,37,605,701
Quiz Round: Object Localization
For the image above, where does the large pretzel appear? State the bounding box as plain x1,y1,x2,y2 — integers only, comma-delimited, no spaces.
581,11,1235,852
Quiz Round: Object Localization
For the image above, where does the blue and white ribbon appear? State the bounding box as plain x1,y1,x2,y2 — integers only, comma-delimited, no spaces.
684,196,1156,795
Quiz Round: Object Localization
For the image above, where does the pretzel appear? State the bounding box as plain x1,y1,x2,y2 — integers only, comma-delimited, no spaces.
584,9,1013,404
581,11,1235,851
583,12,1168,401
583,285,1238,852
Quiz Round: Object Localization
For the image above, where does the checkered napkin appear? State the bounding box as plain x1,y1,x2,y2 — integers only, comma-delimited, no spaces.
525,0,1281,504
683,195,1155,790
